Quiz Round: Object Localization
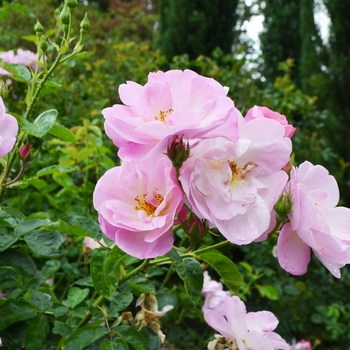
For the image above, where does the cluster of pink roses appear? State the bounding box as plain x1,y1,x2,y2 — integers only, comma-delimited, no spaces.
0,49,41,77
93,69,350,278
0,97,18,158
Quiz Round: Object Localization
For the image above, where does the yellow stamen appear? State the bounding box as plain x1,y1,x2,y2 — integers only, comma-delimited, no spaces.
155,108,173,123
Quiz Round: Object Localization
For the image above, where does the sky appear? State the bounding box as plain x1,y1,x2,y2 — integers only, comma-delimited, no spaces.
244,0,331,54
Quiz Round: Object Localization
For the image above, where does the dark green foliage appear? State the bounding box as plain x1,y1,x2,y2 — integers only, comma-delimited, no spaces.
157,0,239,60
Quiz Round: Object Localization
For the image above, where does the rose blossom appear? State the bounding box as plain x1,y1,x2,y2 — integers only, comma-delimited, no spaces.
277,161,350,278
93,154,183,259
179,115,291,245
202,271,230,315
204,295,290,350
0,96,18,158
245,105,296,138
102,69,239,161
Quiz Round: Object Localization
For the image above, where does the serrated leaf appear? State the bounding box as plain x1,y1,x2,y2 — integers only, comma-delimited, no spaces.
127,276,155,294
0,60,31,81
0,300,36,331
175,257,203,304
109,293,133,316
22,109,57,138
0,231,18,252
14,218,51,237
256,284,279,301
53,321,74,337
165,249,182,263
62,325,108,350
37,165,77,177
90,248,112,298
139,327,161,350
24,314,49,350
0,249,36,277
49,123,77,143
114,325,151,350
64,215,104,241
31,291,53,311
62,287,90,309
24,230,66,257
198,249,242,293
100,338,129,350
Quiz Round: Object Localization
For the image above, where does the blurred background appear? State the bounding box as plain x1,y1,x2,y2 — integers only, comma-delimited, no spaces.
1,0,350,348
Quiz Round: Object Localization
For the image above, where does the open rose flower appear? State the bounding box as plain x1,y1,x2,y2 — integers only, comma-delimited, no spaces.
93,154,183,259
277,161,350,278
204,295,290,350
0,96,18,158
102,69,239,161
179,116,291,245
245,106,296,138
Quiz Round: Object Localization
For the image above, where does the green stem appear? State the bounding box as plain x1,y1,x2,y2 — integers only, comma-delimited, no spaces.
118,258,150,285
76,294,106,329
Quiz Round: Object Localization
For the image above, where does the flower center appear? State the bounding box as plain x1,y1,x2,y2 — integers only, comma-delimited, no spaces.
228,160,257,183
135,192,164,217
155,108,173,123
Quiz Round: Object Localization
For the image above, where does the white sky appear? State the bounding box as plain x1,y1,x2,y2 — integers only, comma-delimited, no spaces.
244,0,331,53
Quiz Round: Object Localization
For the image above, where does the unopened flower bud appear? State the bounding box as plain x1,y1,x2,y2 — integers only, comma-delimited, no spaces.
66,0,78,9
19,144,33,162
60,5,70,25
166,135,190,172
80,13,90,32
34,20,44,34
40,40,48,52
274,191,292,221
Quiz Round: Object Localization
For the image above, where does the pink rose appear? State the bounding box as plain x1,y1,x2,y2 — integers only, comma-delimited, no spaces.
0,50,15,77
204,295,290,349
202,271,230,315
0,97,18,158
245,105,296,138
93,154,184,259
277,161,350,277
14,49,41,71
179,117,291,245
102,69,239,161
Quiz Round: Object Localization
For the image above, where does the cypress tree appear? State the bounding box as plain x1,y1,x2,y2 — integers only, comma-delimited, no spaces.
157,0,239,60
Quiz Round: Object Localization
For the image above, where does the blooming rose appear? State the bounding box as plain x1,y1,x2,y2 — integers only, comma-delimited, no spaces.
245,105,296,138
102,69,239,161
93,154,183,259
204,295,290,350
0,50,15,77
179,115,291,245
202,271,231,315
277,161,350,278
0,96,18,158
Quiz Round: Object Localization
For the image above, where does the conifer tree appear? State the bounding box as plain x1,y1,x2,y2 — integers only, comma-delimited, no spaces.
157,0,239,60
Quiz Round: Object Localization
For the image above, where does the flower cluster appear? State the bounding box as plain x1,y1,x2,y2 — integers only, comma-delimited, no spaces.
0,96,18,158
0,49,42,77
94,68,350,279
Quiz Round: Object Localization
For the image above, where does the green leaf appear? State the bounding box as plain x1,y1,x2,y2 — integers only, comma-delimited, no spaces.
64,215,104,241
100,338,128,350
256,284,279,301
24,314,49,350
22,109,58,138
175,257,203,304
0,60,31,81
198,249,242,293
109,293,133,316
127,276,155,294
49,122,77,143
114,325,151,350
62,287,90,309
75,277,94,287
0,231,18,252
139,327,161,350
43,218,94,238
90,248,112,298
52,321,74,337
14,218,51,237
37,165,77,177
0,300,36,331
165,249,182,263
24,230,66,257
62,325,108,350
0,249,36,277
31,291,53,311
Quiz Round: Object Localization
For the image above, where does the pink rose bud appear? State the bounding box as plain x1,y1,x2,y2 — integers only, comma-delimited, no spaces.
167,135,190,172
19,144,32,161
